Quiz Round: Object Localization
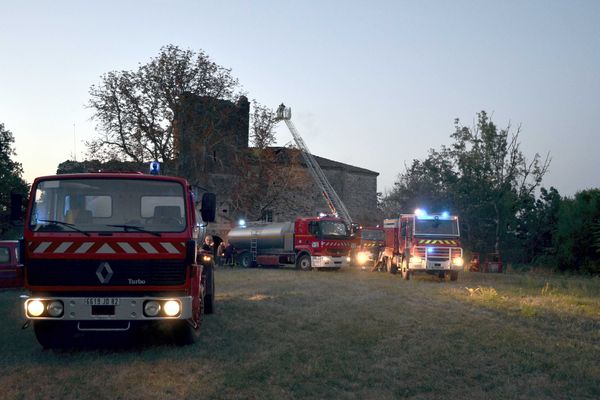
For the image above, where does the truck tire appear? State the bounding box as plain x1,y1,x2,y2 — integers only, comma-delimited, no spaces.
296,254,312,271
203,263,215,314
450,271,459,281
238,252,253,268
401,256,410,280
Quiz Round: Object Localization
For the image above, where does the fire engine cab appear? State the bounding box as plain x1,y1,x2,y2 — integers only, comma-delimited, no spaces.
380,210,463,280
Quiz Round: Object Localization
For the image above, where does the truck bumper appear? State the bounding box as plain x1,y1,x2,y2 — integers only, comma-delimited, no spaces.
312,255,350,269
23,296,193,321
409,260,462,271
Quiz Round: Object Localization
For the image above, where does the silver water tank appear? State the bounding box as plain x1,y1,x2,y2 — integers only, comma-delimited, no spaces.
227,222,295,254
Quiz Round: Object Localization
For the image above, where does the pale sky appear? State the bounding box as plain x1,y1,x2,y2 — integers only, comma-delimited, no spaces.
1,0,599,196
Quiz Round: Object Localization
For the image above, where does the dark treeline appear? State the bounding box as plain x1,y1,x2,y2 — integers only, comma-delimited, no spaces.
380,111,600,274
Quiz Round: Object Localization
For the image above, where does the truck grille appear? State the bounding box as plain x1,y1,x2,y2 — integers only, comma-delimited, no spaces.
27,259,186,286
414,246,462,261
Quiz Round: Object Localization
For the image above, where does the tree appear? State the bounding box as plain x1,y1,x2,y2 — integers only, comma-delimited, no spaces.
87,45,241,165
250,100,277,148
553,189,600,273
381,111,550,260
228,103,312,221
0,123,29,238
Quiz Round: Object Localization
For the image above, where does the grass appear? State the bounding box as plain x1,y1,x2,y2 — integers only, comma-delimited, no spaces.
0,268,599,399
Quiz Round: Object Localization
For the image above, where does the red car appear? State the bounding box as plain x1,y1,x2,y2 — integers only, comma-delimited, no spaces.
0,240,23,288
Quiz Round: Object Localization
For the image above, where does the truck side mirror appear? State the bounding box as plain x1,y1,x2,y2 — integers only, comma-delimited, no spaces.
200,193,216,223
10,193,24,223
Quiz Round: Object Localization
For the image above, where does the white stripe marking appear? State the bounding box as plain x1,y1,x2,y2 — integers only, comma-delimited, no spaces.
140,242,158,254
161,242,179,254
97,244,116,254
118,242,136,254
75,242,94,253
34,242,51,254
54,242,73,253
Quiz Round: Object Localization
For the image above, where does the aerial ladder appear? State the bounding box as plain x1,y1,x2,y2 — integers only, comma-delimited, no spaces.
276,103,353,228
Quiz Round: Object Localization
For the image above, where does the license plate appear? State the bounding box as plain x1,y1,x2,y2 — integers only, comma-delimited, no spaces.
84,297,121,306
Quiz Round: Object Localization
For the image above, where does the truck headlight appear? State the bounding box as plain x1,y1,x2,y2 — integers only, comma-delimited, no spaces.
356,252,370,264
410,256,422,264
27,300,45,317
163,300,181,317
47,301,64,317
453,257,464,267
144,301,161,317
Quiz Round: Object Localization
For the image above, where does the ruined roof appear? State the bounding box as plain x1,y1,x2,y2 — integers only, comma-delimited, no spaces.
266,147,379,176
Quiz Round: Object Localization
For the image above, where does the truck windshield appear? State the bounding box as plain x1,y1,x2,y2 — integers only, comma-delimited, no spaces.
361,229,384,241
414,218,459,236
319,220,349,238
29,178,187,233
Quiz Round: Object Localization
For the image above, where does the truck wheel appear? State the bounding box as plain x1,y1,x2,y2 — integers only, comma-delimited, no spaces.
450,271,459,281
296,254,312,271
401,258,410,280
238,252,253,268
203,263,215,314
33,321,72,349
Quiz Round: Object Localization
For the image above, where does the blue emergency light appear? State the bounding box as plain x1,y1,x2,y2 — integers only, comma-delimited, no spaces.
149,161,160,175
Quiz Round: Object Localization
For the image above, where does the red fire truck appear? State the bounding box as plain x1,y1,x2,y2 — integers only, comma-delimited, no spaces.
17,171,216,348
380,210,463,280
352,226,385,269
228,215,353,270
0,240,23,288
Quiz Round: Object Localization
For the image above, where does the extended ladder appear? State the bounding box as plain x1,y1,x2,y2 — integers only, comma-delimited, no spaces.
276,104,353,227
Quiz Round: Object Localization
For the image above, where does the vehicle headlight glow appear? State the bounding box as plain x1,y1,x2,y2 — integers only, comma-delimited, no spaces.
144,301,161,317
46,301,64,317
453,257,464,267
410,256,422,264
163,300,181,317
27,300,45,317
356,252,370,264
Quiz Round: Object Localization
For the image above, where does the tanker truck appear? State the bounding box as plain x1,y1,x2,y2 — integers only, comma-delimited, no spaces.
228,216,354,270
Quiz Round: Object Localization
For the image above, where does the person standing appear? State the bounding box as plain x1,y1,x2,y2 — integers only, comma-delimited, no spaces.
224,241,235,267
216,241,226,267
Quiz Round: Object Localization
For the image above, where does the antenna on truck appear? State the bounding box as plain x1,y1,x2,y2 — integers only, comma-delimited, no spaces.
275,103,353,227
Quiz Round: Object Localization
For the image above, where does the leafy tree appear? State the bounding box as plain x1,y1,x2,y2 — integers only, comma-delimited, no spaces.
0,123,29,238
517,187,561,263
87,45,240,165
382,111,550,260
250,100,277,148
553,189,600,273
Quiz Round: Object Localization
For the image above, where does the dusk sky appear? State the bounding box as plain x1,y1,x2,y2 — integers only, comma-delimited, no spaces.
1,0,599,196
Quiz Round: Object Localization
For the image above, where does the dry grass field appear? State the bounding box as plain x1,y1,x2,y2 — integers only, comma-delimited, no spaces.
1,268,599,399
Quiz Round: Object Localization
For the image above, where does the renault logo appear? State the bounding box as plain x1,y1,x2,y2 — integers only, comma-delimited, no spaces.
96,262,114,284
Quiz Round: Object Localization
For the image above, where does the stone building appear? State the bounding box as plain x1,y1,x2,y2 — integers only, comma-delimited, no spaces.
174,93,380,236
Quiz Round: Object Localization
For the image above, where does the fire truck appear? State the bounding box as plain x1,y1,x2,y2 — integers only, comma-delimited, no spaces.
0,240,23,288
352,226,385,269
380,210,463,280
227,215,353,270
17,170,216,348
